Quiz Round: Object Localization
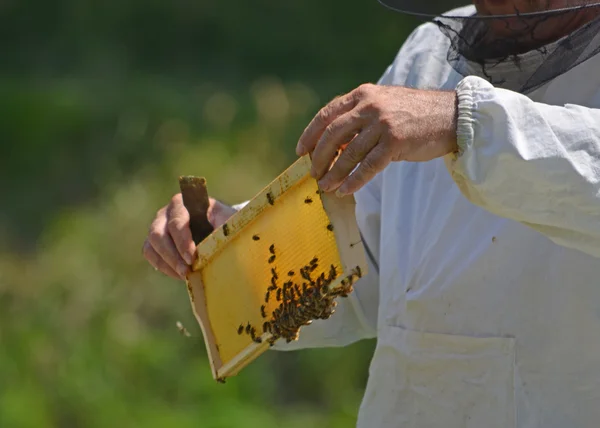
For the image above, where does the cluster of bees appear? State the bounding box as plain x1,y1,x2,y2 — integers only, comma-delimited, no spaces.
237,242,362,346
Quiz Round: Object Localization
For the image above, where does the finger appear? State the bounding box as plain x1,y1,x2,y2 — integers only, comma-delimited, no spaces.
166,194,196,265
296,91,358,157
337,144,392,196
310,111,363,181
143,239,183,280
148,213,190,279
318,126,381,192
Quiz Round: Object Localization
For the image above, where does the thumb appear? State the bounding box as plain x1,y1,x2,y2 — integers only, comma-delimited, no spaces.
208,198,237,229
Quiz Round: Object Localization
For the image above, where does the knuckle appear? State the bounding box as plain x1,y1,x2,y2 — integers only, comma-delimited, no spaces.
360,155,377,173
148,226,164,245
323,122,337,140
170,193,182,206
167,218,186,233
361,100,383,117
318,105,333,124
343,144,362,163
356,83,375,97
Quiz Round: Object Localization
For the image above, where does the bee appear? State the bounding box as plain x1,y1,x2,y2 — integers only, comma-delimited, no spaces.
245,323,252,334
176,321,191,337
252,234,260,241
326,224,334,232
253,337,263,344
270,276,277,288
263,322,271,333
222,223,230,236
269,244,275,254
345,275,355,287
302,282,308,294
265,290,271,302
297,305,306,317
260,305,267,318
355,266,362,278
294,283,302,296
268,255,276,264
271,268,278,279
287,270,294,277
350,239,363,248
310,257,318,265
329,264,337,280
301,268,312,281
267,192,275,205
309,263,318,272
304,197,313,204
276,288,282,301
271,323,282,337
237,324,244,335
315,276,323,289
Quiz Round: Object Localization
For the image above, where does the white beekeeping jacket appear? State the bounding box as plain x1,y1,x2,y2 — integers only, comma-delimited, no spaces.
254,7,600,428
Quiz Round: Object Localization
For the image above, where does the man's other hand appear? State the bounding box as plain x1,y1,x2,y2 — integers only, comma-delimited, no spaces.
142,194,236,280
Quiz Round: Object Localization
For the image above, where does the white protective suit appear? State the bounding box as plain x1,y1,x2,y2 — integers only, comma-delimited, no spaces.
237,6,600,427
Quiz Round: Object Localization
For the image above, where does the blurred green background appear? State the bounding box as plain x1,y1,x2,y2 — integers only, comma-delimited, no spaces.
0,1,436,427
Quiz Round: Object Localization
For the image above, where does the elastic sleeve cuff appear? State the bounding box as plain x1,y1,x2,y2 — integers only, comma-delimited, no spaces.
455,77,477,156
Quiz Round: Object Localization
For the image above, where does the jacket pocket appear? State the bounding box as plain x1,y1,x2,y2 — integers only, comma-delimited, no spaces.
357,324,515,428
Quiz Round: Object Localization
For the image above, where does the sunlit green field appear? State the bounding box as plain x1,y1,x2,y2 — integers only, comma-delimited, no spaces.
0,77,380,428
0,0,423,425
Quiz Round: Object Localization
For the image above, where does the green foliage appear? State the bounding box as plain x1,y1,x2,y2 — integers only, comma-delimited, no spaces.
0,0,441,425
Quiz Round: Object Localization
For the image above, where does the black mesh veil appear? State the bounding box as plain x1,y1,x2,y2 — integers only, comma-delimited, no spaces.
377,1,600,93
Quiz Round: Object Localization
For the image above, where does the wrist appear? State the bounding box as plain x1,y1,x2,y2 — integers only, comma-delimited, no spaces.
439,90,459,154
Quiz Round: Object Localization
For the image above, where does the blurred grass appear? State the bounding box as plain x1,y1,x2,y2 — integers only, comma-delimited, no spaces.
0,77,375,427
0,0,441,424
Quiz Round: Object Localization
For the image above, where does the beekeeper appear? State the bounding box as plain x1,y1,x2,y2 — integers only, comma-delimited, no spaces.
143,1,600,426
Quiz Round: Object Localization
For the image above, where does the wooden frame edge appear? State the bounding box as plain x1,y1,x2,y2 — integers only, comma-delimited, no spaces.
192,155,312,271
319,192,368,278
185,271,223,380
217,333,272,378
185,155,368,381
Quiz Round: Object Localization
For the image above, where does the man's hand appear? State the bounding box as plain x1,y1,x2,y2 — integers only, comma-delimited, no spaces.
142,194,236,280
296,83,458,196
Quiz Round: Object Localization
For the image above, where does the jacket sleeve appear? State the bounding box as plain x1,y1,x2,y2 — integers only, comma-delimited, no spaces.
446,75,600,258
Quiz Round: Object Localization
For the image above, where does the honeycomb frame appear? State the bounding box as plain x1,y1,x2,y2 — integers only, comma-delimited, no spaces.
184,155,368,381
